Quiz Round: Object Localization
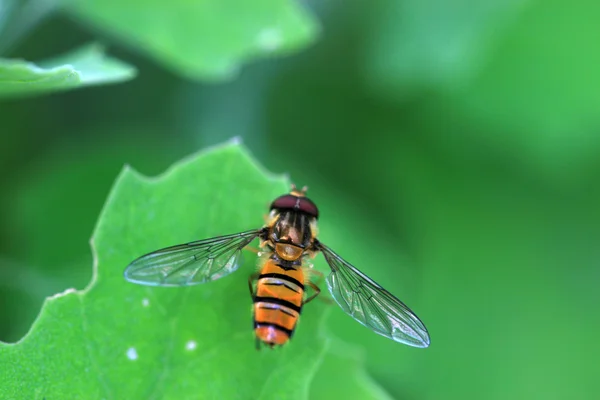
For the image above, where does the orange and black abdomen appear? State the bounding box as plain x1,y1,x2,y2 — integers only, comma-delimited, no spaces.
253,258,304,346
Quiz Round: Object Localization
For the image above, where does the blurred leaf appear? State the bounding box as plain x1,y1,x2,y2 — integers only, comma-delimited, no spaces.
0,43,136,98
0,0,58,54
362,0,524,95
445,0,600,174
0,141,334,398
0,126,193,343
65,0,319,81
6,129,186,273
0,256,87,343
348,133,600,399
0,256,66,343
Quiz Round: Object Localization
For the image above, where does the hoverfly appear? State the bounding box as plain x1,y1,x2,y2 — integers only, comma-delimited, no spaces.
124,185,430,348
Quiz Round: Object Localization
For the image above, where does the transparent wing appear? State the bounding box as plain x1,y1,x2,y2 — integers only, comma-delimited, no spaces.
124,230,261,287
319,242,430,348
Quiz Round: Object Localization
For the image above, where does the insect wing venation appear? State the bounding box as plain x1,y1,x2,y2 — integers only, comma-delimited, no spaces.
124,230,261,287
319,243,430,348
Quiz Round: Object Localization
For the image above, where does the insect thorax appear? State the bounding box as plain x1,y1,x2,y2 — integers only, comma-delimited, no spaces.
266,209,317,261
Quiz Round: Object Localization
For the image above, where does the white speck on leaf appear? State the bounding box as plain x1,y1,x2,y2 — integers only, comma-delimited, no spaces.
142,298,149,307
186,340,197,351
256,28,282,51
126,347,138,360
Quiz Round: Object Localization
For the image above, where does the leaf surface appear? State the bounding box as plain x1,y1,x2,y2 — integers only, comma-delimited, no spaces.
65,0,319,80
0,43,136,98
311,338,394,400
0,141,331,399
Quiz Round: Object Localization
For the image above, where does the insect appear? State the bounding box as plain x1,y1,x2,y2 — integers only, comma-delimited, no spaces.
124,185,430,349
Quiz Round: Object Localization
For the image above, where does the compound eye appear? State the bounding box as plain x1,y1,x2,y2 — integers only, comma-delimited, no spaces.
298,197,319,218
270,194,319,218
271,194,297,211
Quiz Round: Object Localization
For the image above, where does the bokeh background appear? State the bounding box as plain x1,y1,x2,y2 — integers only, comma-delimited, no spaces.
2,0,599,399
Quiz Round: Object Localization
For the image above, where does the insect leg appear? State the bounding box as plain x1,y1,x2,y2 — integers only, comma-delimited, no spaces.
244,246,260,254
248,273,260,297
304,269,335,305
303,281,321,305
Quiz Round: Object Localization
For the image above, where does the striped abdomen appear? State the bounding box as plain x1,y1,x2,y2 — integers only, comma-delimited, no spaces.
253,258,304,346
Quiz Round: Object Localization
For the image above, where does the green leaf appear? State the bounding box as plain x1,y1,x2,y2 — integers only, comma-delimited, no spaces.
0,130,188,342
0,43,136,98
0,257,67,344
362,0,523,94
445,0,600,172
0,140,331,399
64,0,319,80
0,0,58,55
311,338,394,400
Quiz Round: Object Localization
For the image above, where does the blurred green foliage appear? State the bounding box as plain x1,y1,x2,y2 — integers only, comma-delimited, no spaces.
1,0,599,399
0,43,136,98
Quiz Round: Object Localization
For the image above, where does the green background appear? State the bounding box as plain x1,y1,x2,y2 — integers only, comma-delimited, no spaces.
1,0,599,398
